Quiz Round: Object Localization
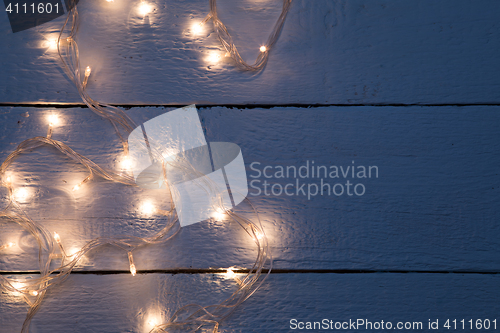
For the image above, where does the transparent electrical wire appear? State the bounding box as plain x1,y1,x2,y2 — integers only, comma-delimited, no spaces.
0,0,290,330
0,116,271,332
204,0,293,71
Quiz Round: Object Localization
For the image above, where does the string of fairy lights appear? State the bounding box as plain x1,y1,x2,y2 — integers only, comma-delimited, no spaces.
1,0,292,332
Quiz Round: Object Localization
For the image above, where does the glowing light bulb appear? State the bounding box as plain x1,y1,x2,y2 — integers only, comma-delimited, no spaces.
208,52,221,64
30,290,39,296
140,201,155,216
0,242,15,251
130,263,137,276
145,313,162,330
53,232,61,244
48,39,58,51
48,114,59,126
13,187,30,202
120,156,133,170
192,22,203,34
225,267,236,279
12,282,23,289
67,246,80,258
148,318,159,327
82,66,92,89
5,176,11,184
128,252,137,276
53,232,68,257
260,45,267,52
212,207,226,221
11,281,23,295
42,37,58,51
138,1,152,16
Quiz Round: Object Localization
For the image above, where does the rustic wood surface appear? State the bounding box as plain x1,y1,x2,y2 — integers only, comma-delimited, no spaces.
1,0,499,332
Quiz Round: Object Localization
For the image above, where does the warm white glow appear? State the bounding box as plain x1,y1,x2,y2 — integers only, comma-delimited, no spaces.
72,184,80,191
140,201,155,215
84,66,91,77
48,39,58,51
255,231,263,240
192,22,203,34
0,242,16,251
10,281,23,295
5,176,11,184
207,52,221,64
106,0,114,2
211,207,225,221
130,263,137,276
128,252,137,276
30,290,39,296
138,1,152,16
48,114,60,126
120,156,133,170
13,187,30,202
42,37,58,51
53,232,61,244
67,246,80,258
224,267,237,279
260,45,267,52
145,312,162,330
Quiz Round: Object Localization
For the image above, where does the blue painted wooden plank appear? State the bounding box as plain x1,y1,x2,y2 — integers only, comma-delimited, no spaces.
0,106,498,272
0,273,499,332
0,0,499,104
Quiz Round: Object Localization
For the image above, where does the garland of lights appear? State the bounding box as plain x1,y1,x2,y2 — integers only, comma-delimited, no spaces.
1,0,292,331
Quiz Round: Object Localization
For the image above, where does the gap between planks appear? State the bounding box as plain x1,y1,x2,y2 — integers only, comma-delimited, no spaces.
1,269,500,275
1,103,500,109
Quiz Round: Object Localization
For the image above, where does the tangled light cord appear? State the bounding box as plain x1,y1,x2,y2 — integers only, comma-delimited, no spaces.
0,0,294,331
0,107,271,333
205,0,293,71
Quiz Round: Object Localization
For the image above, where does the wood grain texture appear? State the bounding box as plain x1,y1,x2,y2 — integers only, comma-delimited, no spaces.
1,273,499,332
1,0,500,104
0,106,498,272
